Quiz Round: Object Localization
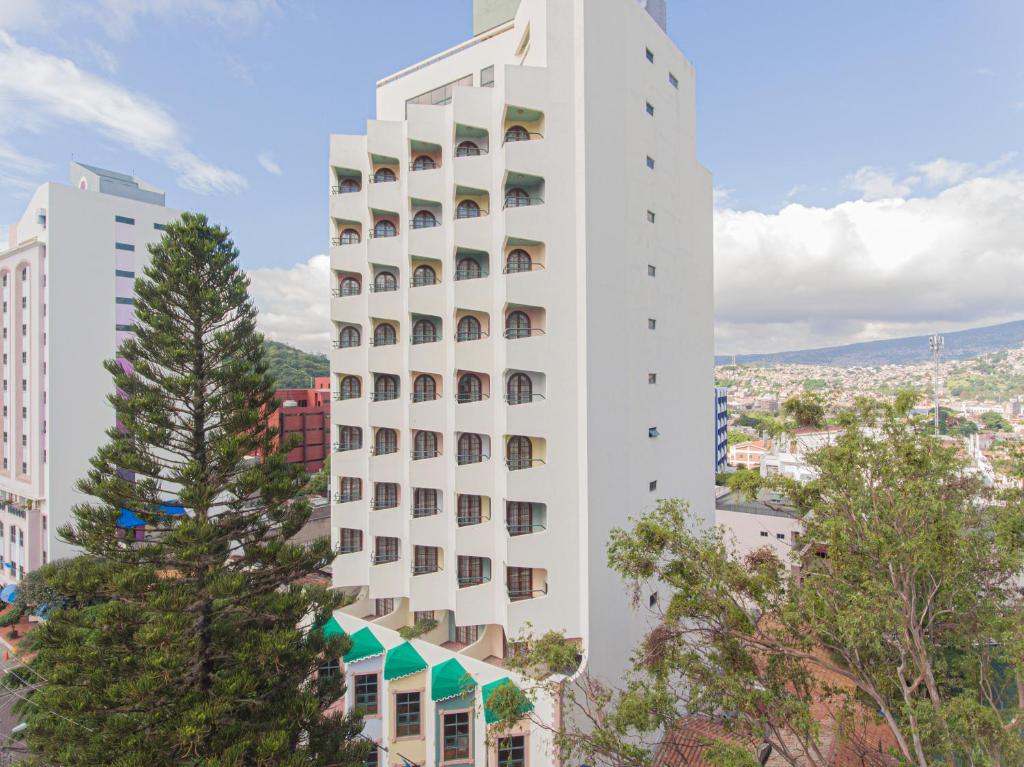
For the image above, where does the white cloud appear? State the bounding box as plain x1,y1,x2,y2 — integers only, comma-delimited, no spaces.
248,255,331,353
0,140,47,193
713,186,734,208
257,151,282,176
0,32,245,194
716,171,1024,354
913,158,974,186
843,166,914,201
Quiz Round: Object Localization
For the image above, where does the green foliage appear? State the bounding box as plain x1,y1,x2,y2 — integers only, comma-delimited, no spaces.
0,606,23,627
781,391,826,428
15,213,369,766
398,617,438,640
802,378,827,391
981,412,1012,432
263,340,329,389
726,430,751,446
13,558,73,614
302,458,330,497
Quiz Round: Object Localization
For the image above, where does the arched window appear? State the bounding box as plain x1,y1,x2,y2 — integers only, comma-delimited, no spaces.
504,187,530,208
339,277,361,296
456,200,481,219
413,374,436,403
412,319,437,345
413,488,438,517
339,178,361,193
505,249,532,274
338,426,362,451
414,431,438,459
507,436,533,470
373,219,397,238
339,228,360,245
507,373,533,405
458,495,482,526
504,125,530,143
412,155,436,171
505,311,532,339
374,482,398,509
373,167,396,183
412,265,437,287
457,433,483,464
456,258,481,281
374,271,397,292
373,323,397,346
339,326,361,348
456,140,481,157
340,376,361,400
374,375,399,401
413,210,438,229
339,477,362,501
375,428,398,456
507,501,534,535
457,315,482,342
458,374,482,404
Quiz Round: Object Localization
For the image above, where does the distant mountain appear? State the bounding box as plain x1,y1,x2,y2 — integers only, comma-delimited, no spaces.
263,340,329,388
716,319,1024,368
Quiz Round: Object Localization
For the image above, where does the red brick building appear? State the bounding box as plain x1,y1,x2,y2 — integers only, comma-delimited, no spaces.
269,376,330,473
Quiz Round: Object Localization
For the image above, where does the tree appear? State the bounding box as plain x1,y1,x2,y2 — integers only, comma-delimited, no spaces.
497,396,1024,766
15,213,370,766
982,412,1012,432
781,391,826,429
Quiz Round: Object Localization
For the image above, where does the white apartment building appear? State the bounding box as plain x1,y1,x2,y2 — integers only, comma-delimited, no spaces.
0,163,178,581
327,0,712,763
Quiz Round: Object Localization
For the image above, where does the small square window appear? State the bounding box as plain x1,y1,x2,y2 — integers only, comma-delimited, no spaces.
669,72,679,88
647,210,656,223
649,480,657,492
648,373,657,384
645,48,654,63
646,156,655,170
648,265,656,277
646,102,654,116
760,531,769,538
776,533,785,540
648,318,657,330
648,427,659,438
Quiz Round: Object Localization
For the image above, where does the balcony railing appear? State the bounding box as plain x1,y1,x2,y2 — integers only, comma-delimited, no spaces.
412,218,441,230
411,392,442,403
331,235,361,246
411,449,440,460
503,262,546,275
410,276,439,288
335,545,362,556
456,330,489,342
368,175,398,184
456,453,489,465
506,393,545,406
371,446,399,457
333,492,362,503
371,392,400,402
333,337,361,349
455,392,489,404
411,333,441,345
503,196,544,209
368,229,399,239
369,337,398,347
369,283,399,294
455,209,489,219
457,575,489,587
507,522,546,536
333,441,362,452
455,146,488,158
454,268,489,281
412,563,441,575
371,552,400,565
508,584,548,601
334,391,360,401
507,457,546,472
409,160,438,171
502,131,544,145
457,514,486,527
332,286,362,297
412,506,441,518
370,499,399,511
503,328,546,340
331,185,362,194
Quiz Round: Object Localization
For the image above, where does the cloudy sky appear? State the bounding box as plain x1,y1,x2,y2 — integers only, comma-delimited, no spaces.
0,0,1022,355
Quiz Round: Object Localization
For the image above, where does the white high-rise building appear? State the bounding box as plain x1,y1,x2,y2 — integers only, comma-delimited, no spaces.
327,0,712,762
0,163,178,581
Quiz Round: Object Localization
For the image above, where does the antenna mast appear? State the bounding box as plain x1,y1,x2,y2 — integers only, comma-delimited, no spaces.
929,334,944,434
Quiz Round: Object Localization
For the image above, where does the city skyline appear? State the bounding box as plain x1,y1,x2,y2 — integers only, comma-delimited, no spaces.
0,1,1022,354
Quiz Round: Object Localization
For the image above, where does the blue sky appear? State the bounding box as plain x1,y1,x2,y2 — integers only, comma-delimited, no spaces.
1,0,1023,353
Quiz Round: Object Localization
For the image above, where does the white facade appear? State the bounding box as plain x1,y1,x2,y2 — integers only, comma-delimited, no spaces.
0,163,178,580
715,492,801,564
328,0,712,762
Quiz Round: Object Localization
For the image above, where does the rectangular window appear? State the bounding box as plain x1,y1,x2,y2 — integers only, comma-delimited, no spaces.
114,215,135,225
154,223,167,231
458,556,485,586
455,624,480,644
115,297,134,305
115,269,135,278
115,324,134,332
646,101,655,116
374,536,399,562
760,531,769,538
498,736,526,767
507,566,533,601
648,427,660,438
669,72,679,88
481,65,495,88
776,533,786,540
414,610,434,623
395,691,421,737
375,597,394,616
413,545,438,573
646,156,655,170
647,210,656,223
338,528,362,552
363,746,379,767
443,712,471,762
649,480,658,492
648,318,657,329
405,74,474,112
354,674,379,715
645,47,654,63
114,242,135,252
648,265,656,277
648,373,657,384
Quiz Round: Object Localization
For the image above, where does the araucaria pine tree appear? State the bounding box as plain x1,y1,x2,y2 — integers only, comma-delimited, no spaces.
15,213,370,766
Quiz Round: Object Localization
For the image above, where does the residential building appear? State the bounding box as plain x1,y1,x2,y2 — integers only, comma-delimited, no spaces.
0,163,178,582
728,438,769,469
326,0,713,763
715,386,728,473
270,376,331,473
715,488,800,564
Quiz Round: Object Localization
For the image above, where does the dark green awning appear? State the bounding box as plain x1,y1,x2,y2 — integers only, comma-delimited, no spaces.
322,616,345,640
343,627,384,663
384,641,428,681
431,658,477,702
482,677,534,724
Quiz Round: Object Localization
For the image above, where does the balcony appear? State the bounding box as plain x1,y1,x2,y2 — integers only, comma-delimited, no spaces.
371,552,400,565
333,491,363,504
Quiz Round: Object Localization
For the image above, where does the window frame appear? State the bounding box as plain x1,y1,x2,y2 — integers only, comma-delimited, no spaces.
393,689,424,739
441,709,474,764
353,672,381,716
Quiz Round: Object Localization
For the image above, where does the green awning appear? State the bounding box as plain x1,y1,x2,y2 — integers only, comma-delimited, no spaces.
431,658,477,702
343,627,384,663
482,677,534,724
384,642,428,681
322,616,345,640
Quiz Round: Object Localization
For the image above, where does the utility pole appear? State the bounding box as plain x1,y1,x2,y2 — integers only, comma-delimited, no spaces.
929,334,944,435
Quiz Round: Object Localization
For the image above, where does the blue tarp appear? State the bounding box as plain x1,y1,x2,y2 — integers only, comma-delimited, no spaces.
157,501,185,516
117,508,146,529
0,584,18,604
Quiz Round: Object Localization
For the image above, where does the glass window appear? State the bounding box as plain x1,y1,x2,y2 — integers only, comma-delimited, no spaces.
340,376,361,400
504,187,529,208
481,65,495,88
338,426,362,451
507,502,534,536
375,598,394,616
646,156,655,170
508,566,533,600
498,736,526,767
457,495,482,527
374,483,398,509
412,155,436,171
505,311,531,339
413,546,438,574
338,527,362,551
648,318,657,330
646,101,655,116
414,431,438,459
363,745,379,767
318,658,340,678
455,258,482,281
374,271,397,292
457,432,483,462
669,72,679,88
506,373,532,405
413,210,438,229
455,624,480,644
395,691,422,737
412,319,437,345
647,210,656,223
645,47,654,63
413,488,438,517
339,177,361,193
374,428,398,455
374,375,399,401
456,140,481,157
339,228,360,245
456,316,482,342
373,167,396,183
504,125,529,143
412,265,437,287
507,436,533,470
354,674,379,715
458,555,486,585
339,277,360,296
505,249,532,274
373,219,397,238
413,374,436,403
648,264,656,276
375,536,399,560
373,323,397,346
456,200,481,219
443,712,471,761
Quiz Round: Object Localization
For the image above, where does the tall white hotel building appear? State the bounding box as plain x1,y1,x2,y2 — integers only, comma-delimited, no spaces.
0,163,177,582
327,0,712,763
